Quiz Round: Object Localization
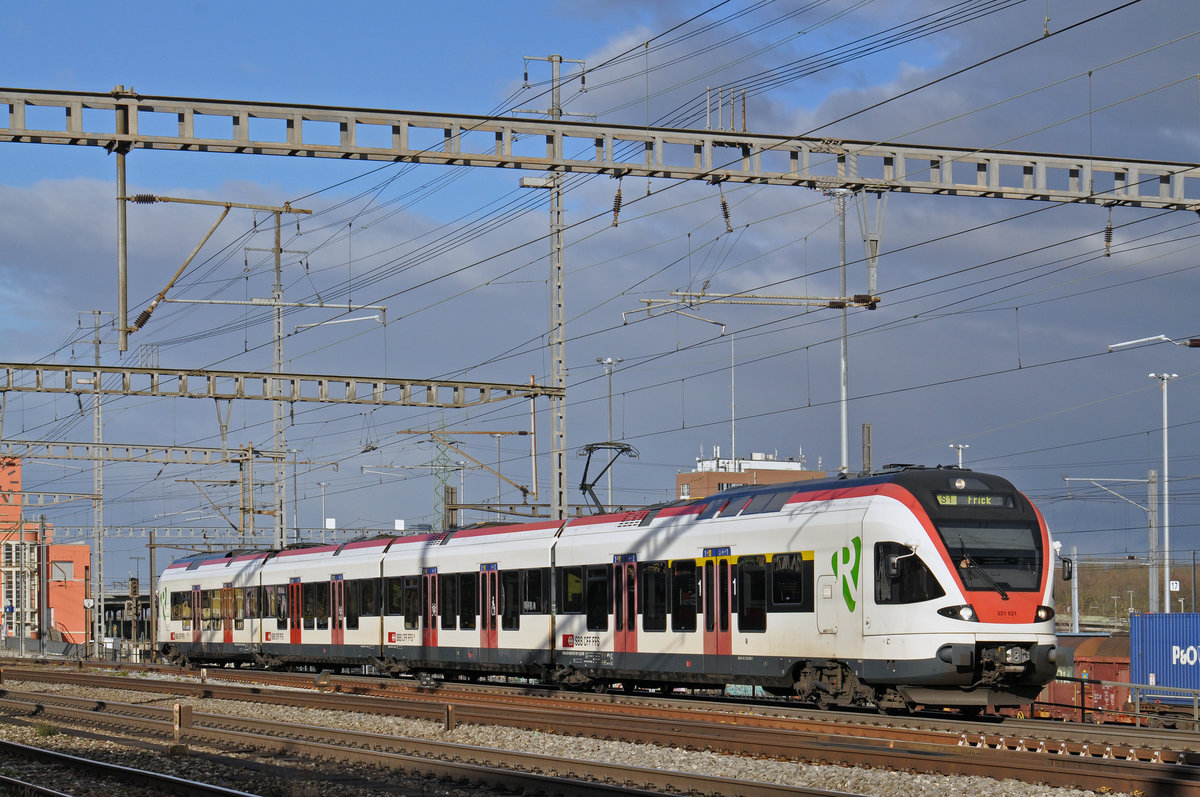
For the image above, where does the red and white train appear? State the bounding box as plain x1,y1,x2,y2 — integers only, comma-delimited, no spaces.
156,466,1059,710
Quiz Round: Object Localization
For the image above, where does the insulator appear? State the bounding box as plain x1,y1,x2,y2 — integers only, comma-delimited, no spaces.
130,194,157,204
721,194,732,233
133,308,152,330
1104,218,1113,256
611,187,623,227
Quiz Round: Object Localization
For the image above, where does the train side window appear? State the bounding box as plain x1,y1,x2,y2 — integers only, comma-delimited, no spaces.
585,565,609,632
875,542,945,604
301,582,316,630
234,588,246,630
459,572,477,630
170,591,184,622
440,574,458,630
770,553,813,612
402,576,420,630
560,567,583,613
522,568,548,614
245,586,259,620
347,580,362,630
640,561,667,632
359,578,379,617
737,555,767,632
385,577,404,616
273,585,287,630
500,570,520,630
670,561,697,632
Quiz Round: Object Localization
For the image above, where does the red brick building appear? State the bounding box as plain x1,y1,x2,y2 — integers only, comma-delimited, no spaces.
675,449,825,501
0,459,91,644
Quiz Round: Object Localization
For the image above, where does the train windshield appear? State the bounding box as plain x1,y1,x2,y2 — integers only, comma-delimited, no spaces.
934,521,1042,593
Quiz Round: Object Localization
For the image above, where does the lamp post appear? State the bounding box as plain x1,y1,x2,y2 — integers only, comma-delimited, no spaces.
949,443,969,468
1149,372,1178,613
1108,334,1198,613
317,482,329,537
595,356,622,507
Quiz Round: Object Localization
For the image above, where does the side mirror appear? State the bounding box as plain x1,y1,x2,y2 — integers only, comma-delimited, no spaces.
1061,558,1073,582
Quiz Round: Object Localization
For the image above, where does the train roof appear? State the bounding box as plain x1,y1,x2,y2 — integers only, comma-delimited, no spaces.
699,465,1019,500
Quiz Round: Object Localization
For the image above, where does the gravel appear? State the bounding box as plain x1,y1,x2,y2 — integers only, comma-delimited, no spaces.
0,676,1131,797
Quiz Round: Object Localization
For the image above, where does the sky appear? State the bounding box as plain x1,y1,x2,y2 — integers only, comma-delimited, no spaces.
1,0,1198,610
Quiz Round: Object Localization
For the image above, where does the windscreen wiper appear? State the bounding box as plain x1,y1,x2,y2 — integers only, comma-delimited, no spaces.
958,543,1009,600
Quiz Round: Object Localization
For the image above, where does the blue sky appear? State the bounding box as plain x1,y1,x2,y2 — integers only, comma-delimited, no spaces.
2,1,1199,611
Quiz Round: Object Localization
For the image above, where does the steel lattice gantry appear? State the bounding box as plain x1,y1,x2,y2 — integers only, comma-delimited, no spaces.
2,87,1198,209
0,363,560,408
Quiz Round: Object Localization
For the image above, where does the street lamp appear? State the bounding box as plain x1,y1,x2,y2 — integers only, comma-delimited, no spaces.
316,482,330,538
596,356,622,508
1149,372,1178,613
1109,333,1198,613
949,443,969,468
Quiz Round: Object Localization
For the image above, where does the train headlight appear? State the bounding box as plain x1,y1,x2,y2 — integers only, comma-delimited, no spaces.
937,604,978,622
1034,605,1055,622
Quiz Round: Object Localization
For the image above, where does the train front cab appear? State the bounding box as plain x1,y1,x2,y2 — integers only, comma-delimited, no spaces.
857,471,1058,708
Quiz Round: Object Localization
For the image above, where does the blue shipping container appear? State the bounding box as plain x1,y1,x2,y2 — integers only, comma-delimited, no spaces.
1130,613,1200,704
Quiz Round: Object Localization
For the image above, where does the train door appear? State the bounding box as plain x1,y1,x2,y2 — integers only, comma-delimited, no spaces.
702,553,732,658
421,569,438,649
613,557,637,656
480,565,498,660
330,575,345,647
288,578,302,644
189,586,201,647
221,583,234,646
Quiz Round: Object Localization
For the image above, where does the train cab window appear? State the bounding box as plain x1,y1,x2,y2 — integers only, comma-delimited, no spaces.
501,570,521,630
402,577,420,630
522,568,548,614
386,577,405,616
585,565,609,632
670,561,697,632
874,542,945,604
170,591,184,622
737,555,767,632
440,574,458,630
459,572,477,630
641,561,667,632
560,567,584,613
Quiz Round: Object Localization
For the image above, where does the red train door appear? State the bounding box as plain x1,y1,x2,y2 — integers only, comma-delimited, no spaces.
190,587,201,646
614,557,637,656
330,575,345,647
222,583,233,645
702,552,732,658
480,566,498,657
421,570,437,649
288,578,302,645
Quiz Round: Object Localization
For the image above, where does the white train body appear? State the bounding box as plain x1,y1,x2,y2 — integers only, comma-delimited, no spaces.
157,467,1058,709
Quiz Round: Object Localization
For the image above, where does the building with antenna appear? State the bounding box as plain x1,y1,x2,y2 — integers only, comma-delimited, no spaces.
675,447,825,500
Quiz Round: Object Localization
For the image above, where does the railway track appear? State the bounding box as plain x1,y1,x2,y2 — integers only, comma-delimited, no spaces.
2,663,1198,795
